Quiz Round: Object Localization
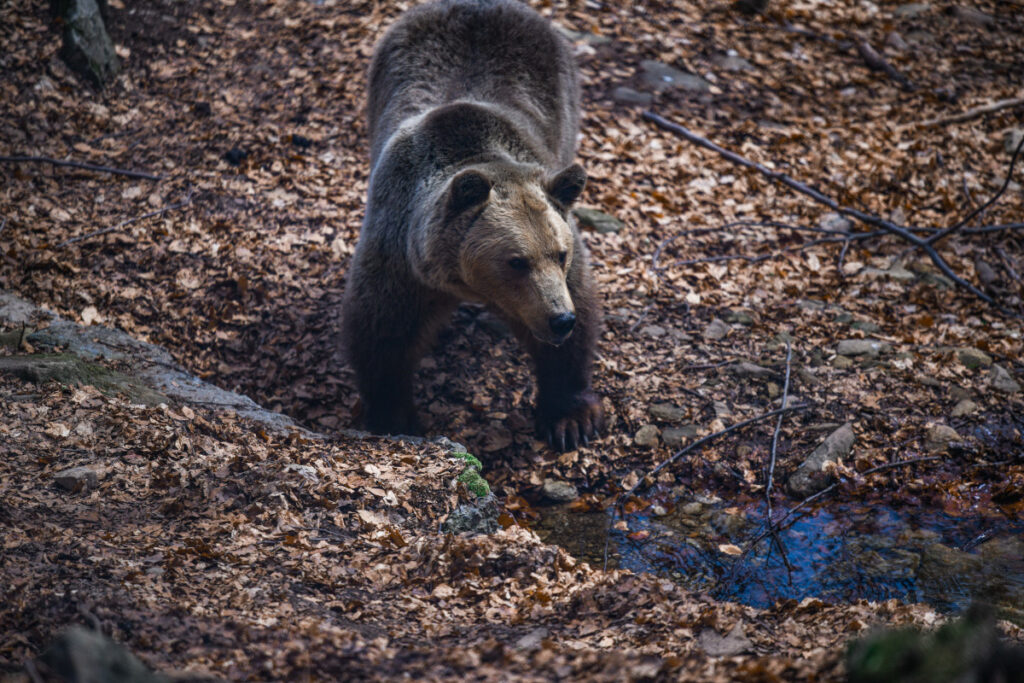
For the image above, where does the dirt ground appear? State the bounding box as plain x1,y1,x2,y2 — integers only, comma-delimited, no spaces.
2,0,1023,679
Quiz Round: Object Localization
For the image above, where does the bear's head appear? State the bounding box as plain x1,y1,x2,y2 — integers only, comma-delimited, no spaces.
419,161,587,346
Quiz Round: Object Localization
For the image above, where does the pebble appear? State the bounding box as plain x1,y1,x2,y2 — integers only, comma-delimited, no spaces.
990,365,1021,394
957,347,993,369
541,478,578,503
634,424,660,447
729,361,774,380
610,86,653,107
54,466,101,493
925,423,961,452
836,339,891,357
663,425,698,448
573,207,624,234
649,403,687,422
951,399,977,417
639,60,711,93
703,318,729,341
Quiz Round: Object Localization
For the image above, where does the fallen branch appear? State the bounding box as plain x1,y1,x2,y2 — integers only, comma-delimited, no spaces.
58,190,193,247
764,340,792,523
642,110,1000,307
0,155,161,181
911,94,1024,129
745,455,942,550
856,39,913,91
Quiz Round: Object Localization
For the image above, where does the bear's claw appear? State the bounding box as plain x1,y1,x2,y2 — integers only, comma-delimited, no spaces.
538,391,604,452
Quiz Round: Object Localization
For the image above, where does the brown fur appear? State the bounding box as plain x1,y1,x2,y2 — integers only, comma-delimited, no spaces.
341,0,603,450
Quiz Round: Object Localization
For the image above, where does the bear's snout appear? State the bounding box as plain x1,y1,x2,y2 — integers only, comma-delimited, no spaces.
548,312,576,340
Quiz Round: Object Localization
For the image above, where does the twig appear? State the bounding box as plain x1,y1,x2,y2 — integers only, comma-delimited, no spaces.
745,455,942,549
911,94,1024,129
764,340,792,522
0,155,162,181
996,247,1021,283
620,403,809,502
0,217,6,236
58,190,193,247
642,110,998,306
856,39,914,91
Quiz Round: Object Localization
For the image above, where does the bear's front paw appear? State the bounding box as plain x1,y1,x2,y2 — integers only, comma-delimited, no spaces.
537,390,604,451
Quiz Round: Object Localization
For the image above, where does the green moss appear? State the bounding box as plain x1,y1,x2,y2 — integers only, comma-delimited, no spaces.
451,452,489,498
0,353,166,405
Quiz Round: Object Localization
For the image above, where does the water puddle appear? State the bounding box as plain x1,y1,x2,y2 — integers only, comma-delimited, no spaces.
536,498,1024,618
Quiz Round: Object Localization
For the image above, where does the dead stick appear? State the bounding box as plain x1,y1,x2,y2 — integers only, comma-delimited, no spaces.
856,39,913,91
642,110,996,305
912,94,1024,129
58,192,192,247
764,340,792,523
0,155,161,181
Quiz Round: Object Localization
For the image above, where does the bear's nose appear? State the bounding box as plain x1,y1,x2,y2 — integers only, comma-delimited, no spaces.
549,312,576,337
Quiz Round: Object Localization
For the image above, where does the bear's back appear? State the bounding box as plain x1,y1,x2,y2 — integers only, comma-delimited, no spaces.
367,0,579,170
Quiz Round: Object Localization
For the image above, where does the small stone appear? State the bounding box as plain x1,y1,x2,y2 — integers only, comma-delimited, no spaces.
680,502,704,516
833,355,854,369
663,425,698,448
703,318,729,341
766,381,781,399
925,423,961,452
951,399,977,417
642,324,666,338
639,60,711,93
610,86,653,107
53,466,100,493
513,627,550,650
711,53,753,72
837,339,891,357
573,207,624,234
649,403,687,422
713,401,732,419
634,424,660,447
947,5,994,27
650,504,668,517
949,385,971,402
819,212,854,232
699,622,753,657
850,320,882,333
1005,129,1024,157
541,478,578,503
724,309,754,325
729,361,774,380
957,347,993,369
284,463,318,483
885,31,908,51
917,374,943,388
893,2,930,18
787,423,855,498
990,365,1021,394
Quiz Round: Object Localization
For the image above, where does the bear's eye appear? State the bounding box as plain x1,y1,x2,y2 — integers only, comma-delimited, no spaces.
557,251,567,267
508,257,530,272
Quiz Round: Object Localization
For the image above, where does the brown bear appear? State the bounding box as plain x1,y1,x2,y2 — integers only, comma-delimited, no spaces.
341,0,603,451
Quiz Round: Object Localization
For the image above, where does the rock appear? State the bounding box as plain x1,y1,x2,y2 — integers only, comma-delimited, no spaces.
573,207,624,234
0,354,167,406
885,31,908,51
39,626,174,683
951,399,977,417
284,463,318,483
53,466,101,493
639,60,711,93
836,339,891,357
925,423,960,452
724,309,754,325
649,403,687,422
641,324,666,338
711,52,753,72
850,320,882,333
703,318,729,341
917,374,943,388
863,263,916,283
819,212,854,232
513,627,550,650
766,381,780,399
53,0,120,88
1006,129,1024,156
990,364,1021,394
699,622,753,657
893,2,930,17
787,423,855,498
947,5,995,27
610,86,653,107
713,401,732,419
833,355,854,369
663,425,698,448
441,494,501,535
541,478,578,503
634,424,660,447
729,361,774,380
555,25,611,45
957,347,993,369
680,501,704,516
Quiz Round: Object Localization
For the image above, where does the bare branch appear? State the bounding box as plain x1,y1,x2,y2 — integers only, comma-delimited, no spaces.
911,93,1024,129
0,155,162,181
765,340,792,522
58,190,193,248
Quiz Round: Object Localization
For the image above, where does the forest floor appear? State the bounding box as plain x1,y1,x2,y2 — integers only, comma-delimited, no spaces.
2,0,1024,680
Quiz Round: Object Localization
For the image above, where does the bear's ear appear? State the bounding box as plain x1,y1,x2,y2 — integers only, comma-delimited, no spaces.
447,170,492,216
546,163,587,207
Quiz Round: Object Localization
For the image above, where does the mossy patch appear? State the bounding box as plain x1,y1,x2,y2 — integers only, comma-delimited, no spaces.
451,451,489,498
0,353,167,405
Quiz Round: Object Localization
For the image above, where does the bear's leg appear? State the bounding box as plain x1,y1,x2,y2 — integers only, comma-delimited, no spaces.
513,254,604,451
343,271,454,436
